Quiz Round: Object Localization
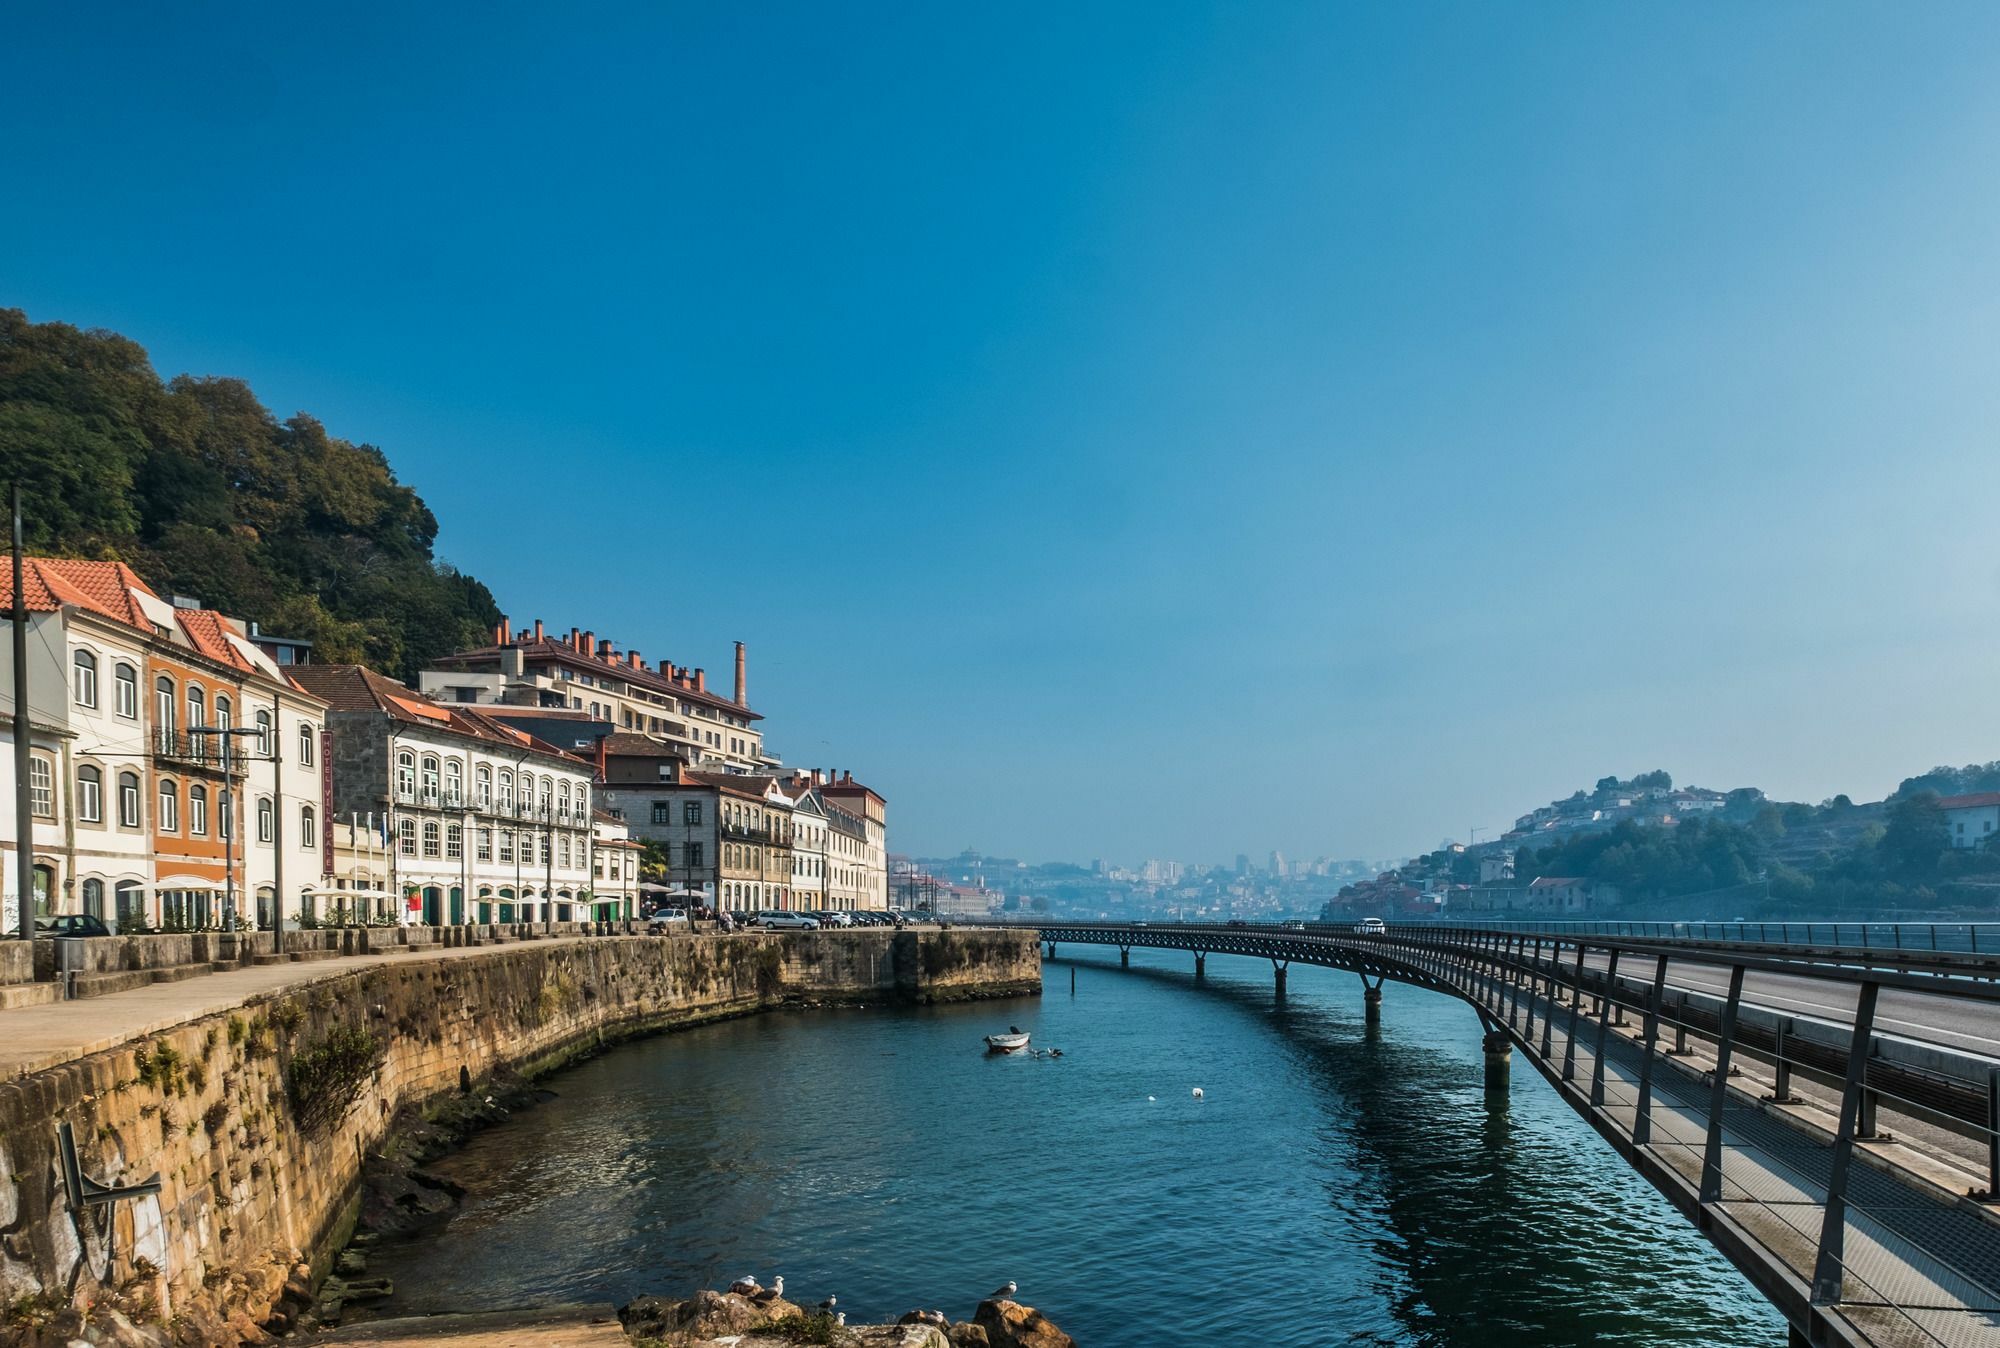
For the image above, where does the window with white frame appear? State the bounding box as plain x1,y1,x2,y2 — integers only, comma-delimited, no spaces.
444,759,462,807
446,823,463,859
422,820,440,858
118,772,141,827
77,765,102,822
421,754,440,803
114,662,137,718
189,784,208,836
28,756,53,817
298,721,315,765
476,764,492,809
299,804,317,849
397,750,417,801
257,796,274,842
476,827,492,861
73,649,98,707
159,780,179,831
255,709,272,756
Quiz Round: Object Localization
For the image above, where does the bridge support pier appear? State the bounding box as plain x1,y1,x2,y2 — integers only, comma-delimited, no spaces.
1361,975,1383,1026
1273,960,1289,999
1194,952,1206,980
1482,1029,1512,1093
1120,946,1130,968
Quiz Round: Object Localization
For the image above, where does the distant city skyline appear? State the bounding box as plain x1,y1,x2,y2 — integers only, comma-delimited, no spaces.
7,5,1999,861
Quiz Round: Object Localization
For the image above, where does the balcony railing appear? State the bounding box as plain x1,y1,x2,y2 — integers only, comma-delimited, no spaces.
152,731,248,775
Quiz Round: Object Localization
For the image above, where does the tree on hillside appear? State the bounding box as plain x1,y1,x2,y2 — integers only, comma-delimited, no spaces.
1897,763,2000,801
0,309,501,682
1879,794,1949,879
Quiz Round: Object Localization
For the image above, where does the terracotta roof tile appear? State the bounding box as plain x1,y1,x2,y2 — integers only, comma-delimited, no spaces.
0,558,157,629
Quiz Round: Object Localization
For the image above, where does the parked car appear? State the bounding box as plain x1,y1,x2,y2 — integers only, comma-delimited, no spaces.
756,911,822,931
646,909,691,934
38,913,111,938
816,910,855,928
1353,916,1387,937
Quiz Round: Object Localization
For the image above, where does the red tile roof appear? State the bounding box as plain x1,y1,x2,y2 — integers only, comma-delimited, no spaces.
1939,793,2000,810
0,558,157,629
173,607,255,671
429,637,762,721
289,664,589,765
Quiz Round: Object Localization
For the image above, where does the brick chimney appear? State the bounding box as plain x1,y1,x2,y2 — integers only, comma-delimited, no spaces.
658,658,673,678
569,626,582,651
496,617,511,644
627,650,642,669
693,668,706,694
582,630,595,657
598,639,614,661
734,641,747,707
532,618,544,642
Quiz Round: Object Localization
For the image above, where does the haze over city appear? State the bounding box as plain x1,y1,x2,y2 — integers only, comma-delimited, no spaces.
7,3,1999,864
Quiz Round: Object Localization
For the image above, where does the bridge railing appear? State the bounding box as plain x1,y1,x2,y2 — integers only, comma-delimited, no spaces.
1396,917,2000,954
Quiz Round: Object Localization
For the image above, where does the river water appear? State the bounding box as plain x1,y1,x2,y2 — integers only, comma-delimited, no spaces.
374,948,1784,1345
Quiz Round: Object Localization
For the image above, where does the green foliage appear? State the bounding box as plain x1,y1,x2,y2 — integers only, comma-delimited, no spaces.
1895,762,2000,801
769,1312,842,1344
133,1042,188,1095
0,309,500,681
285,1024,384,1135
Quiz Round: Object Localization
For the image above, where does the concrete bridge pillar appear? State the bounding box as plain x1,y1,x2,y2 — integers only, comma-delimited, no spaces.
1194,952,1206,980
1273,960,1289,998
1483,1029,1512,1094
1364,982,1383,1026
1120,946,1131,968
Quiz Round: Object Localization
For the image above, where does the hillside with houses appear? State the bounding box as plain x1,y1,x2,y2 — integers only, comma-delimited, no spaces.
1323,766,2000,924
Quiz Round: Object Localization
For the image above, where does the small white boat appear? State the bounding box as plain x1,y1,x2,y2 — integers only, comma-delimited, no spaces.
985,1029,1031,1053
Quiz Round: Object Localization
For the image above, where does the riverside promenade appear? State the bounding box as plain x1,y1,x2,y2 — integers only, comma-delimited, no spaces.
0,931,603,1081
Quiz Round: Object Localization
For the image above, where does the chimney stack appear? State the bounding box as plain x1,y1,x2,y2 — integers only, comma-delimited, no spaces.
734,641,747,707
658,658,673,678
533,618,544,642
569,626,582,651
628,650,642,669
496,617,511,644
598,639,614,661
694,668,706,694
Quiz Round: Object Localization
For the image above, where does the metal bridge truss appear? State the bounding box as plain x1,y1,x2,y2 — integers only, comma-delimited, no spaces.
1019,920,2000,1348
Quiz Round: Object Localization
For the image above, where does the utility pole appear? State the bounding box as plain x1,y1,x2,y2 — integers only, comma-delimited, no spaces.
11,485,35,941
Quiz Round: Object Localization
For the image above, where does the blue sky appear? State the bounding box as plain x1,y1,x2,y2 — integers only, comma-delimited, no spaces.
7,5,2000,865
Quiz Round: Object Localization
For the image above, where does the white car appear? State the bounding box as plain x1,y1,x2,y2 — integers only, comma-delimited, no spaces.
1353,916,1387,937
646,909,690,934
756,911,822,931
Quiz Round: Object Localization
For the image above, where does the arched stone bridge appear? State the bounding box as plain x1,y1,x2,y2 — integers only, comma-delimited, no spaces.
1004,918,2000,1348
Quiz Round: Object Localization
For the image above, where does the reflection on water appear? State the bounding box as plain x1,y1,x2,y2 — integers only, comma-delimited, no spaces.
376,950,1783,1346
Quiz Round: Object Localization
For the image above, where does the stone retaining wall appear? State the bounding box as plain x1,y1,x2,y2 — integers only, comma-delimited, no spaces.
0,928,1039,1342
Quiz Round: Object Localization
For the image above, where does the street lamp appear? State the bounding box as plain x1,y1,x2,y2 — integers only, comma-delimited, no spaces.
189,725,264,933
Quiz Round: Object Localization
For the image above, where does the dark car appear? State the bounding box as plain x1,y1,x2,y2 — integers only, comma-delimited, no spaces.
38,913,111,938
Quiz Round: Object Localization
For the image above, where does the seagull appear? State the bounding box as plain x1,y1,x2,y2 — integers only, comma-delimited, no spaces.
818,1296,837,1313
1192,1087,1204,1099
729,1276,761,1296
1147,1095,1156,1102
990,1280,1018,1299
835,1312,846,1326
772,1276,784,1298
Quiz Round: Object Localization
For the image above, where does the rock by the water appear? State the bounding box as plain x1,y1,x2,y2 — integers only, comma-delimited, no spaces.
974,1299,1075,1348
617,1289,801,1344
948,1323,992,1347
